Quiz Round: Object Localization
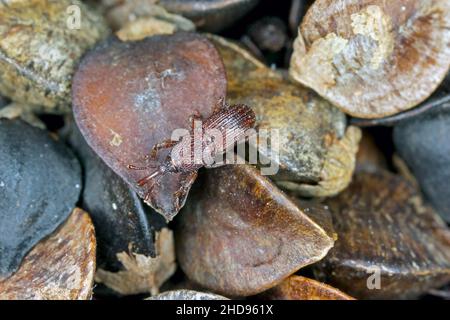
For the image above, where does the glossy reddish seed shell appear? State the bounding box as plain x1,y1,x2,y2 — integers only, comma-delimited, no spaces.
72,33,227,220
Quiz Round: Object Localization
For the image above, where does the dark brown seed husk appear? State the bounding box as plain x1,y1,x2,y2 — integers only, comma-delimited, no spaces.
176,164,335,297
66,121,166,274
261,275,355,300
0,208,96,300
0,0,109,113
315,169,450,299
290,0,450,119
72,33,227,221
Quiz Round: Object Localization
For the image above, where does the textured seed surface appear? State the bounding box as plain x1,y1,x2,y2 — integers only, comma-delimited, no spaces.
176,164,335,297
0,0,108,113
0,119,81,278
290,0,450,118
315,169,450,299
351,72,450,126
72,32,227,220
0,208,96,300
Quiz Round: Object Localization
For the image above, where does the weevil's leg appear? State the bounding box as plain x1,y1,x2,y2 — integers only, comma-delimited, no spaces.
143,177,159,198
137,169,162,187
137,175,154,187
173,171,197,199
142,177,162,204
147,139,177,160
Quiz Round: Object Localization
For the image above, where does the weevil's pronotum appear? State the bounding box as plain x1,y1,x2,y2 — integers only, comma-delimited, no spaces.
128,99,256,196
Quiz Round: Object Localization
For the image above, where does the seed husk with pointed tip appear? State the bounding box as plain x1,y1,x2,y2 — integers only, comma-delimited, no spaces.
0,0,109,113
261,275,355,300
148,290,229,300
0,119,81,278
210,35,361,197
95,228,176,296
0,208,96,300
66,121,166,274
394,103,450,222
159,0,260,32
290,0,450,119
175,164,335,297
72,32,227,221
314,169,450,299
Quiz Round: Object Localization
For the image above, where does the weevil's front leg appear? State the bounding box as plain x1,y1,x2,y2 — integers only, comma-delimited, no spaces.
173,171,198,199
142,175,162,203
147,139,177,160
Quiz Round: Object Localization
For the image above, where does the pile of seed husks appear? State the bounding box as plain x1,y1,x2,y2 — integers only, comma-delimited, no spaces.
0,0,449,300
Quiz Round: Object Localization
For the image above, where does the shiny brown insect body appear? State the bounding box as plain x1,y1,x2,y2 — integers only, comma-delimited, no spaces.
129,101,256,191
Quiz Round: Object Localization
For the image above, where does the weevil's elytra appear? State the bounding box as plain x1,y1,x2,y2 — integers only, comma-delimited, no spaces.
128,100,256,197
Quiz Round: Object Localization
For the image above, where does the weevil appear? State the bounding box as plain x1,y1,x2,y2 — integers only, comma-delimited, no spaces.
128,99,256,197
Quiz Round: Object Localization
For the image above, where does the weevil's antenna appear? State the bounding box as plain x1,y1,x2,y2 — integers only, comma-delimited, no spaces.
137,170,161,187
127,163,158,170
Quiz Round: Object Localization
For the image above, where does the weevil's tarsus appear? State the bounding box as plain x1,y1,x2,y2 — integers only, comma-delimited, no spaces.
137,170,162,187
